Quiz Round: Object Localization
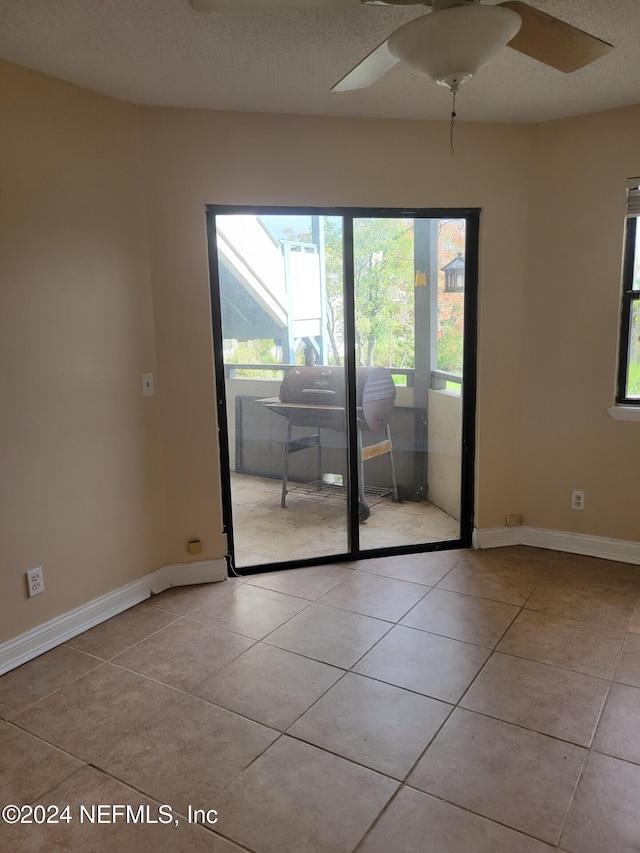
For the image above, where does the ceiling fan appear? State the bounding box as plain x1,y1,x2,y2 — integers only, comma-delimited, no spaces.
331,0,614,96
189,0,613,97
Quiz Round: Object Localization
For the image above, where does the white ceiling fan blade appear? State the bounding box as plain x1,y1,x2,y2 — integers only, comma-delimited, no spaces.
500,0,613,72
332,39,399,92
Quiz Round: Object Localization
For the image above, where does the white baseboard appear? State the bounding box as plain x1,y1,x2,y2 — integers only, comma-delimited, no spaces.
472,527,521,549
0,558,227,677
150,558,227,593
4,531,638,678
473,526,640,565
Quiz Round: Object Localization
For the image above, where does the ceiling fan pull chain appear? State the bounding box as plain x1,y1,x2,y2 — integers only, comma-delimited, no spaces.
450,91,457,156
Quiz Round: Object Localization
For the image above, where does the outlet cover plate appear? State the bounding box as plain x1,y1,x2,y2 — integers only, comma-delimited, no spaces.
26,567,44,597
571,490,585,511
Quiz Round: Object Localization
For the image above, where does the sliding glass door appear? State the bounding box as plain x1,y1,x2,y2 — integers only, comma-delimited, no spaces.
207,207,478,574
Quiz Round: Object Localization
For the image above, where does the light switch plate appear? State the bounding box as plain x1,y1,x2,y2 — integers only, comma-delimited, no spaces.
142,373,154,396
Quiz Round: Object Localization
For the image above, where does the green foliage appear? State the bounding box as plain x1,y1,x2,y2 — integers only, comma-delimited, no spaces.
627,300,640,397
323,218,415,368
353,218,415,368
438,317,464,374
241,216,467,381
224,339,282,378
627,359,640,397
436,220,465,375
323,217,467,376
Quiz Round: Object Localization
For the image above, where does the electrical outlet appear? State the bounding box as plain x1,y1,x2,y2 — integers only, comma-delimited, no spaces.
571,490,585,511
26,567,44,597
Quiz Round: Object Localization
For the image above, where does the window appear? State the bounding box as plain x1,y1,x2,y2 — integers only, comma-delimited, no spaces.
616,181,640,403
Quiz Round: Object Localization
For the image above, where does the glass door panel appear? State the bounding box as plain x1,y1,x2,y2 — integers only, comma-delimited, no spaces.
212,213,351,569
353,217,466,550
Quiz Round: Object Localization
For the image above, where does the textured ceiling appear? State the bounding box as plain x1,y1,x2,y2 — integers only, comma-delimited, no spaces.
0,0,638,123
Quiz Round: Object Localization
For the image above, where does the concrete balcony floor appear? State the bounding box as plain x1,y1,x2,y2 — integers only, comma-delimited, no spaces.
230,473,460,569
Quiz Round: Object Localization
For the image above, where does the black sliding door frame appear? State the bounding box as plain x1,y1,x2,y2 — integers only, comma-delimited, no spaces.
206,204,479,576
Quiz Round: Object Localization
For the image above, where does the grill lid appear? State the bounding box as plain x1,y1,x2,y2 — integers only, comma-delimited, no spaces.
279,366,396,432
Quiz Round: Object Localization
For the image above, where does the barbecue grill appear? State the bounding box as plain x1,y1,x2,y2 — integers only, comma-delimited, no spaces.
260,366,399,521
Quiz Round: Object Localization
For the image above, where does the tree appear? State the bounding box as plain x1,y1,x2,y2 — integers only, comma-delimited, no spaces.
321,218,415,369
287,215,466,377
353,218,415,367
437,219,466,375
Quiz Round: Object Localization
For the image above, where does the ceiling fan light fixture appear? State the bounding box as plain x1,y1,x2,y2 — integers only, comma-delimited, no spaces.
388,3,522,92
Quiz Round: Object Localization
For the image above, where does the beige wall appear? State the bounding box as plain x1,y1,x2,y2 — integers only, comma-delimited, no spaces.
0,63,167,642
2,57,638,646
520,107,640,538
140,107,531,559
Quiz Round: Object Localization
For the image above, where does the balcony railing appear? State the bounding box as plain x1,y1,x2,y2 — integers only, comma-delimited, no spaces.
223,363,462,390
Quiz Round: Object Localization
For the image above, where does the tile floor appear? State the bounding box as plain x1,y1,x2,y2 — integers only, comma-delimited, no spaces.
1,546,640,852
230,473,460,567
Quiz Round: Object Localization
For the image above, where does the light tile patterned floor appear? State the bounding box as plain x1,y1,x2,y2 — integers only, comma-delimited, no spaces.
2,546,640,851
230,473,460,568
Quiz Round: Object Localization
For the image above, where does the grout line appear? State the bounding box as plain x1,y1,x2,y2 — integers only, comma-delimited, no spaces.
65,609,183,663
490,645,622,681
4,546,640,852
0,654,107,722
